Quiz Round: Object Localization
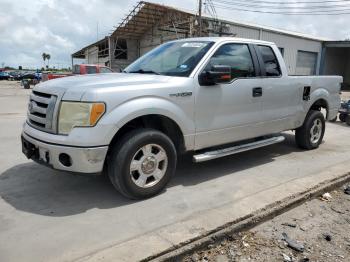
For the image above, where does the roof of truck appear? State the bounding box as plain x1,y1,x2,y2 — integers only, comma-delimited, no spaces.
172,37,275,45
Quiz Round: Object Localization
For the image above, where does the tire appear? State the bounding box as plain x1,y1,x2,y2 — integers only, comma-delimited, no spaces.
339,114,347,122
295,110,325,150
107,128,177,199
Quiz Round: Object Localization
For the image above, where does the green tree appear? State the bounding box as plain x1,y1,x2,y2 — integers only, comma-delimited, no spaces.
46,54,51,68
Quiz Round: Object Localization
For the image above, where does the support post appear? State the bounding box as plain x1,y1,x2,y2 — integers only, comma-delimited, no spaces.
198,0,202,36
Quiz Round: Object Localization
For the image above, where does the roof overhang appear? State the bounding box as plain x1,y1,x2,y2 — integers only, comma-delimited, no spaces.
72,37,109,59
111,1,194,39
324,41,350,48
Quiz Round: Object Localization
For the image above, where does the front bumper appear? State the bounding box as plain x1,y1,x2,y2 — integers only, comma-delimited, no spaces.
21,132,108,174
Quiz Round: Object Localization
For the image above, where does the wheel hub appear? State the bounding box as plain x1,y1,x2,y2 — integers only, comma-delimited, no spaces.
129,144,168,188
141,156,157,174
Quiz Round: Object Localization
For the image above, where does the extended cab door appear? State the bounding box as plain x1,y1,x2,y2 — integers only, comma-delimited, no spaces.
194,42,266,150
254,45,300,133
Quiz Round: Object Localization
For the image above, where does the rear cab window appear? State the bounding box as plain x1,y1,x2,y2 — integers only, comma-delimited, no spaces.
257,45,281,77
86,66,97,74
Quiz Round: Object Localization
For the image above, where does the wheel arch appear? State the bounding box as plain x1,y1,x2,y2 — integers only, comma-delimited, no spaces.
108,114,187,157
308,98,329,119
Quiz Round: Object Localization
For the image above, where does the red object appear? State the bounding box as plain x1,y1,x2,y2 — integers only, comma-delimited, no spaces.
42,64,113,82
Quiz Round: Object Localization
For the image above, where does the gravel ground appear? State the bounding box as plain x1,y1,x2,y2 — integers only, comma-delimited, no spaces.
184,185,350,262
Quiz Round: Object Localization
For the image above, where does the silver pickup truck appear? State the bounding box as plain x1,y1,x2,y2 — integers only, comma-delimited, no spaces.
22,37,342,199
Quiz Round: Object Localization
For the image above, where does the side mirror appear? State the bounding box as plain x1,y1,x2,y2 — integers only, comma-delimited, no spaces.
199,65,232,86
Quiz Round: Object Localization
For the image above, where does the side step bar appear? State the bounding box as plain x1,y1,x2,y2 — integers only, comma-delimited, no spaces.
193,135,285,163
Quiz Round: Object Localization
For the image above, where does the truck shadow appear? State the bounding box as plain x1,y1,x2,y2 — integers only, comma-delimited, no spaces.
0,133,302,217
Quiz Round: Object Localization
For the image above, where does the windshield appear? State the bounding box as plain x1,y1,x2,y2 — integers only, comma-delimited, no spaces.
124,41,214,77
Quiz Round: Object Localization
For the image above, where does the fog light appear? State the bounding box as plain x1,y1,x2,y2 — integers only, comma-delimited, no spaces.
59,153,72,167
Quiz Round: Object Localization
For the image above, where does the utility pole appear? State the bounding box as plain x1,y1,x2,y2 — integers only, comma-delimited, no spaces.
198,0,202,36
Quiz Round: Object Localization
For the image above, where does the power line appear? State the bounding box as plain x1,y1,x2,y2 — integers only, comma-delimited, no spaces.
213,0,350,4
213,0,350,9
212,3,350,15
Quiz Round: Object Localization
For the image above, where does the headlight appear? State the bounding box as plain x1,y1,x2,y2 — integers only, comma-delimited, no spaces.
58,102,105,134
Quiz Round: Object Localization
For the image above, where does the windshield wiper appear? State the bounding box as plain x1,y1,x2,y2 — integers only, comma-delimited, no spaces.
128,69,160,75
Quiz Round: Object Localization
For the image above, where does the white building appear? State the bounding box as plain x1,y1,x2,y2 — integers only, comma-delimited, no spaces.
72,1,350,89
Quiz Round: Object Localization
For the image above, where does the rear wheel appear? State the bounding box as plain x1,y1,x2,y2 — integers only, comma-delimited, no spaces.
107,128,177,199
295,110,325,150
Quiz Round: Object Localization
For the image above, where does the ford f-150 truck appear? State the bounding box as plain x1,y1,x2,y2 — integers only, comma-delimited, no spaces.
21,37,342,199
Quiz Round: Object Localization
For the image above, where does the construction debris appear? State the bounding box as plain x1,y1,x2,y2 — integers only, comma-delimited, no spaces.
321,192,332,201
282,233,305,252
183,187,350,262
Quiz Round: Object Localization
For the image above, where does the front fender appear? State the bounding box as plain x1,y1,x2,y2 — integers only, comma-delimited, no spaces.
99,96,195,146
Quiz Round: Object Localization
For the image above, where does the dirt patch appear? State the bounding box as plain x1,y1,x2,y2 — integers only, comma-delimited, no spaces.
184,185,350,262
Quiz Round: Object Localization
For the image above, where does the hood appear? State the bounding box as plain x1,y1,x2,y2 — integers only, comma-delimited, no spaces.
34,73,172,101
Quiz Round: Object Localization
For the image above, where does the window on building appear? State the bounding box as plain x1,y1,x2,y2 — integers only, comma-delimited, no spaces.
278,47,284,57
114,39,128,60
257,45,281,77
206,43,255,80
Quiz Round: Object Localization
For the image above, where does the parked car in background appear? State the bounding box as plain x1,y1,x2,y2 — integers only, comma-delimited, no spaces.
0,72,10,80
41,64,113,82
20,73,41,89
21,38,342,199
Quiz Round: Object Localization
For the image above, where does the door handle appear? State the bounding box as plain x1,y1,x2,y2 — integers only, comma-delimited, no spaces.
253,87,263,97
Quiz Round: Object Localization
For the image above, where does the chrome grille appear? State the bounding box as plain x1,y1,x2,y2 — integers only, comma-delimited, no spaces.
27,91,57,133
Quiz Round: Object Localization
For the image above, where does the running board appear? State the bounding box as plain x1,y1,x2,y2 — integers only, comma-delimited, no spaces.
193,136,285,163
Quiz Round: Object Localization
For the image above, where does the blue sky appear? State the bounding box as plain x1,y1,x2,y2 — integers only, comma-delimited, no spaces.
0,0,349,69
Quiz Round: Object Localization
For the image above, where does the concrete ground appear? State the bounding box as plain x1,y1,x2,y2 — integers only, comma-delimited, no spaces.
0,81,350,262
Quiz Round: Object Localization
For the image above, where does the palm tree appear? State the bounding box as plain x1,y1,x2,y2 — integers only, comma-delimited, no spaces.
42,53,47,67
46,54,51,68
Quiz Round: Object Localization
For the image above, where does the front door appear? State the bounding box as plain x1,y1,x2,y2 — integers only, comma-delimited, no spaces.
194,43,265,150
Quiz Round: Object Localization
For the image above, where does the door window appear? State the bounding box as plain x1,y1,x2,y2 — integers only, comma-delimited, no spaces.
257,45,281,77
206,43,255,80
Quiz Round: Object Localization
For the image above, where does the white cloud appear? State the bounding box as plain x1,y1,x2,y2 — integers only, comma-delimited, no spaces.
0,0,349,69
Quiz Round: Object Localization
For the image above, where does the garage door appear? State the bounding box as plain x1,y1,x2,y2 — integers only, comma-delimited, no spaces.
296,51,318,75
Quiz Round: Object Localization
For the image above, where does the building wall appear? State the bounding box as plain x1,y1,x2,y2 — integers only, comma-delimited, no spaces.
105,16,323,75
208,21,323,75
109,38,139,71
84,46,109,65
139,26,186,55
260,30,322,75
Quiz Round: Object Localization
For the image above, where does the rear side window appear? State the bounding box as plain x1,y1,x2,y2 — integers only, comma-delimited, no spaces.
86,66,97,74
207,43,255,80
257,45,281,77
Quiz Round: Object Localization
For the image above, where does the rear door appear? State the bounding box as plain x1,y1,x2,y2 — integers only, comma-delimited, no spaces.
254,44,300,132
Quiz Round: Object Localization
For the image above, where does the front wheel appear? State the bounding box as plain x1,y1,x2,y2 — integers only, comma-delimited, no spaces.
295,110,325,150
107,128,177,199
